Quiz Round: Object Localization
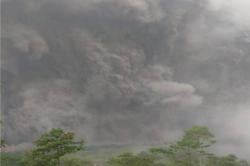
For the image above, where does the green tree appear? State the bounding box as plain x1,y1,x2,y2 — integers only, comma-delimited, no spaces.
1,152,23,166
21,128,84,166
217,155,250,166
151,126,216,166
176,126,216,150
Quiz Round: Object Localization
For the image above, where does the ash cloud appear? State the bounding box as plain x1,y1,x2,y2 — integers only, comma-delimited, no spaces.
1,0,250,158
4,24,48,58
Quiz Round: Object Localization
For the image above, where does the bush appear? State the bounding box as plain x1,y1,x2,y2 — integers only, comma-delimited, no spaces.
1,152,23,166
61,157,94,166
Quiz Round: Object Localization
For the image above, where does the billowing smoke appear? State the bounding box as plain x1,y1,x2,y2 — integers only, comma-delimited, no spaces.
1,0,250,158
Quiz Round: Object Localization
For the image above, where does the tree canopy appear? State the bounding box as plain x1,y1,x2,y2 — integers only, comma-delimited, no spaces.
21,128,84,166
1,126,249,166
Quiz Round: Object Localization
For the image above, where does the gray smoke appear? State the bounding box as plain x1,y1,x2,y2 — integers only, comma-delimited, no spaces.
1,0,250,158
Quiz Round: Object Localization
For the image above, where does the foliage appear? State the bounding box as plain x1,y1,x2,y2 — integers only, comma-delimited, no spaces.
1,126,249,166
177,126,216,149
61,157,94,166
21,128,84,166
107,152,164,166
216,155,250,166
150,126,249,166
168,126,215,165
1,152,23,166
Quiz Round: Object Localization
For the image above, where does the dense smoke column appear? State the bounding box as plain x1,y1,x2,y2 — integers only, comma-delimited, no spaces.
1,0,250,158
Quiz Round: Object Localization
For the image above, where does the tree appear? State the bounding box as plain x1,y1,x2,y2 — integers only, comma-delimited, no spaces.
216,155,250,166
21,128,84,166
176,126,216,149
151,126,216,166
1,152,23,166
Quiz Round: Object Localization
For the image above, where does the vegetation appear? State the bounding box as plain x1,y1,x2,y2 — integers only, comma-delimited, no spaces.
107,126,249,166
0,126,249,166
20,128,84,166
107,152,163,166
1,152,23,166
61,157,94,166
150,126,216,166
